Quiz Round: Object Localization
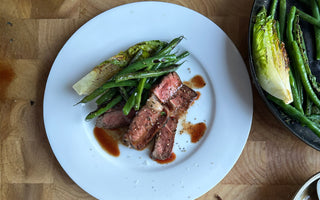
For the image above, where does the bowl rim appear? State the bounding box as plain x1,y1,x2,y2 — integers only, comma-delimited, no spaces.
292,172,320,200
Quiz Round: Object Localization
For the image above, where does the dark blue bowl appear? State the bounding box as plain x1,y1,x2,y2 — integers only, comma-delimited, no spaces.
248,0,320,150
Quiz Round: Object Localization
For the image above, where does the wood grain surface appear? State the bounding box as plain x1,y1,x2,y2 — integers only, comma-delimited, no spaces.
1,0,320,200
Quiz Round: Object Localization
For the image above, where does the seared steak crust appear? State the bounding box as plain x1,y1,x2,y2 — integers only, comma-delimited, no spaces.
168,84,198,116
151,117,178,160
152,72,182,103
124,95,169,150
96,103,135,129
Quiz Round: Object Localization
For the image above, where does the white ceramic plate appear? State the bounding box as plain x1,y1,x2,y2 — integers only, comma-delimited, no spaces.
43,2,253,199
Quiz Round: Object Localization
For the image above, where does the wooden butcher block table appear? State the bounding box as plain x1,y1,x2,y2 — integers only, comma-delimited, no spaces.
1,0,320,199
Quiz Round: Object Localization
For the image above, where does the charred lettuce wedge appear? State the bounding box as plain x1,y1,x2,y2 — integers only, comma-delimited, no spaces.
73,40,166,95
252,7,293,104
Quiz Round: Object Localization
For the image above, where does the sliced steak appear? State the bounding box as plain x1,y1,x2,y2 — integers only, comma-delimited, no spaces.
151,117,178,160
123,73,198,158
96,103,135,129
152,72,182,103
167,84,198,116
124,95,168,150
151,84,197,160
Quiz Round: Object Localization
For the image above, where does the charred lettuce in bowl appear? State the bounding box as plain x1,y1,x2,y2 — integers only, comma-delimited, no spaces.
252,7,293,104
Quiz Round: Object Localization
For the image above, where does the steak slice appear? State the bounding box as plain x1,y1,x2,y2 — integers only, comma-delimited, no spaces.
151,117,178,160
152,72,182,104
96,103,135,129
151,85,197,160
124,95,168,150
168,84,198,116
124,73,198,156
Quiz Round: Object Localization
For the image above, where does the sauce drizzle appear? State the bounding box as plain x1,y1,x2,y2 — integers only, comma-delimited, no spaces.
180,114,207,143
183,75,206,89
94,127,120,157
195,91,201,101
184,122,207,143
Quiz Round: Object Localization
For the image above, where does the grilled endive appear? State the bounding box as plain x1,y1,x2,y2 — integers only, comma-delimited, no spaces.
72,40,166,95
252,7,293,104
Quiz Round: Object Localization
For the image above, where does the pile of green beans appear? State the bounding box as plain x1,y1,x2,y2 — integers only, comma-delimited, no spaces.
259,0,320,137
76,36,189,120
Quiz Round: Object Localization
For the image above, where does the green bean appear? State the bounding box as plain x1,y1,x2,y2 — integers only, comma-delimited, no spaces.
133,48,172,110
269,0,278,19
157,36,184,56
149,42,170,71
156,51,189,70
119,86,129,101
296,8,320,28
287,41,304,104
267,94,320,137
95,88,117,106
286,7,304,104
289,70,304,113
116,44,167,111
129,49,143,65
293,15,308,71
176,51,190,60
123,90,136,115
308,114,320,125
294,15,320,93
290,41,320,108
135,49,185,109
123,44,169,110
149,51,189,89
115,65,180,82
126,43,171,110
153,43,168,55
135,78,146,111
312,104,320,114
293,15,310,100
309,75,320,93
293,14,299,41
118,64,180,110
286,6,296,43
114,54,177,78
85,95,122,120
75,80,138,104
279,0,286,41
307,114,320,128
311,0,320,60
305,95,313,116
132,41,187,110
